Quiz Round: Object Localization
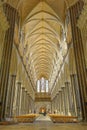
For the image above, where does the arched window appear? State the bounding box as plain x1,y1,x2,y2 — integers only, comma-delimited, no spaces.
41,77,45,92
37,80,40,92
46,80,49,92
37,77,49,93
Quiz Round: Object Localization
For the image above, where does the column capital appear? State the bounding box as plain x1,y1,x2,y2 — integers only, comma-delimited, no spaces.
22,87,25,90
61,87,65,90
65,81,70,84
27,93,31,98
61,86,65,89
11,74,16,77
70,74,76,77
59,89,62,92
56,92,59,95
27,92,30,95
16,81,21,85
25,90,28,93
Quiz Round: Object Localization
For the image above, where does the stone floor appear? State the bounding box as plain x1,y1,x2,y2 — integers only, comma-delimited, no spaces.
0,115,87,130
0,122,87,130
35,114,52,121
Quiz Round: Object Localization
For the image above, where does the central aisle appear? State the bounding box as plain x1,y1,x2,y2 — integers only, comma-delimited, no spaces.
35,114,52,122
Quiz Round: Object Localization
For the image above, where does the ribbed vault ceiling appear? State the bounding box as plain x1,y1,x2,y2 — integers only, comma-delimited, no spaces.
5,0,78,92
21,1,67,91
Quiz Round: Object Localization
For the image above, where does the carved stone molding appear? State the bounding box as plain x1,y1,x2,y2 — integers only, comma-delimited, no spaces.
77,0,87,30
0,1,9,31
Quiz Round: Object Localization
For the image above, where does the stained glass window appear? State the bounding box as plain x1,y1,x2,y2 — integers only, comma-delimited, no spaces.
37,77,49,93
46,80,49,92
37,80,40,92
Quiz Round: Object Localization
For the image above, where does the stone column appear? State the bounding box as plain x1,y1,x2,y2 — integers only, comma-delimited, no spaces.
56,93,59,114
52,99,54,113
55,95,57,114
25,91,28,114
18,86,22,115
40,80,41,92
16,82,21,116
0,1,9,65
5,75,16,118
63,87,68,115
55,94,58,114
53,98,55,113
24,89,27,114
59,90,62,115
27,93,30,114
25,91,29,114
64,83,69,115
61,87,66,115
51,101,52,113
31,97,33,113
51,100,53,113
53,97,55,113
28,95,31,113
65,82,72,115
58,92,60,114
71,75,78,116
0,3,18,120
27,94,30,114
71,74,82,118
69,0,87,120
60,90,63,115
23,90,26,114
21,87,25,115
31,98,34,113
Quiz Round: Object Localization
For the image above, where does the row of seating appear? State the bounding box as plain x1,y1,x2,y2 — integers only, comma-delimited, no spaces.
0,121,16,125
48,114,78,123
15,114,39,123
0,114,78,124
